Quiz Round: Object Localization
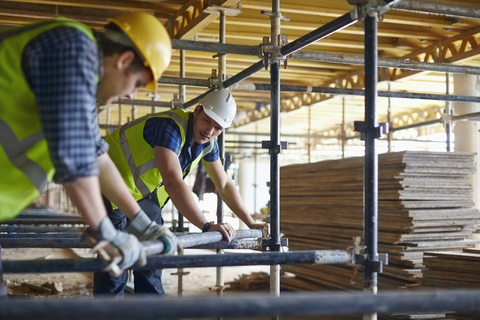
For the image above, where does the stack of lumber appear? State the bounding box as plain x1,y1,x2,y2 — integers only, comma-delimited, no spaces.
422,248,480,289
280,151,479,292
422,248,480,320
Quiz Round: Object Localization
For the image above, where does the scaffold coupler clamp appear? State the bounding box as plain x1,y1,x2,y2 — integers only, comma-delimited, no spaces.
354,121,389,141
262,140,288,155
260,235,288,252
349,0,399,21
441,111,453,124
348,237,388,283
171,93,182,110
208,69,221,90
259,35,290,70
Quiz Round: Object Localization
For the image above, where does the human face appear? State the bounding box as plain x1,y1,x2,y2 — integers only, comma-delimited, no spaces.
192,106,224,144
97,51,153,106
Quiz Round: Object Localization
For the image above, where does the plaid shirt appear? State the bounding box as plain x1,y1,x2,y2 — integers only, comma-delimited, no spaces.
143,112,219,173
22,27,108,183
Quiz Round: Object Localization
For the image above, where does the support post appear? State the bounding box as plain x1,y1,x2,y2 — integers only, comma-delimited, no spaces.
266,3,282,312
445,73,452,152
363,12,379,320
180,50,186,104
214,10,228,307
387,84,393,152
342,97,346,159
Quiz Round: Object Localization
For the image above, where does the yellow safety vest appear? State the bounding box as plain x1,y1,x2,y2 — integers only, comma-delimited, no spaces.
106,109,214,208
0,18,96,221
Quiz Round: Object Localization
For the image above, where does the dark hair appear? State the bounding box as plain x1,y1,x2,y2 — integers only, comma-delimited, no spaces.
97,24,148,72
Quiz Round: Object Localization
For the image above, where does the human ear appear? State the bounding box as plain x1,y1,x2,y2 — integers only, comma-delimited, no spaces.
193,105,202,116
116,51,135,71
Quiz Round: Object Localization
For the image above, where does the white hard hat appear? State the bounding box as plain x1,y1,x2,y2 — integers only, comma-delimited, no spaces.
200,90,237,128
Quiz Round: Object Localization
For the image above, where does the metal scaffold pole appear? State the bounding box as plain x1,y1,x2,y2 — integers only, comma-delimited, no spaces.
268,2,282,311
215,9,227,309
1,289,480,320
363,11,380,320
3,250,354,274
445,73,452,152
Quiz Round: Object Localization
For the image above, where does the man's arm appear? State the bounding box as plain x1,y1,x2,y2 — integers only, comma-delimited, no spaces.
203,159,268,230
96,153,142,219
154,146,236,242
63,175,107,230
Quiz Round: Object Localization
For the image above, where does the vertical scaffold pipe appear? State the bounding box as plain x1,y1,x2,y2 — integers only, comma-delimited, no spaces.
269,0,282,308
270,60,281,289
216,10,227,314
363,13,380,320
445,73,452,152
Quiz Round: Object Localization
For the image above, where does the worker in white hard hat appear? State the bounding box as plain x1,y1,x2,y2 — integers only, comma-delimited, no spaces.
96,90,268,297
0,11,176,293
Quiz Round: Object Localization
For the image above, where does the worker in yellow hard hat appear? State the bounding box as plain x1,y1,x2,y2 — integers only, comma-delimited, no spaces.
0,11,175,295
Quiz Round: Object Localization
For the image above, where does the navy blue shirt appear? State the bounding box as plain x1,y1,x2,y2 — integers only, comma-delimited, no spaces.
143,112,219,173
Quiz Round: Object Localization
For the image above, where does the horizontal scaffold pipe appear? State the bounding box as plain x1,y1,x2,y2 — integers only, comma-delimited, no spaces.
1,289,480,319
4,213,85,225
2,250,353,274
172,39,260,56
290,51,480,75
183,89,213,109
0,226,83,233
0,229,263,250
392,0,480,19
158,76,210,87
391,111,480,132
223,11,358,89
250,83,480,103
115,99,172,107
170,40,480,76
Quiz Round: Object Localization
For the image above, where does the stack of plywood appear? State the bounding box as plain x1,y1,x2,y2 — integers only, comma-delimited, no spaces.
422,248,480,289
422,248,480,320
280,151,479,292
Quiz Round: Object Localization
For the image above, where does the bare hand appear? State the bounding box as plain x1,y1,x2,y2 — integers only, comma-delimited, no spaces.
208,222,236,243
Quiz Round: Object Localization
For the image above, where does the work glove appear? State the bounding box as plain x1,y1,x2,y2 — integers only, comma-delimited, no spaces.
84,217,146,277
126,209,179,255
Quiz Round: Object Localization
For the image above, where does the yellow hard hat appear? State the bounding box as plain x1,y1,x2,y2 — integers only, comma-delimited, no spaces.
108,12,172,92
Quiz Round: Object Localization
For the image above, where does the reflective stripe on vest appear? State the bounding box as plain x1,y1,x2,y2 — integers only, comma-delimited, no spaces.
0,118,47,191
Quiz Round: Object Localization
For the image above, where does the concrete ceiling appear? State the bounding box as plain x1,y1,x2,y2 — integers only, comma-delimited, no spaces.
2,0,480,161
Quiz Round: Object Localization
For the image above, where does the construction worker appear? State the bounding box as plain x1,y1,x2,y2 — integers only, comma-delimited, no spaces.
94,90,268,297
0,12,176,288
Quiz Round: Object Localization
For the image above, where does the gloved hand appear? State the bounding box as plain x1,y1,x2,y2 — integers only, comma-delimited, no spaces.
84,217,146,277
125,209,179,255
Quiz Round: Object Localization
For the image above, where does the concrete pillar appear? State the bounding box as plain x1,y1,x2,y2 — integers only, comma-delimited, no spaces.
453,74,480,209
